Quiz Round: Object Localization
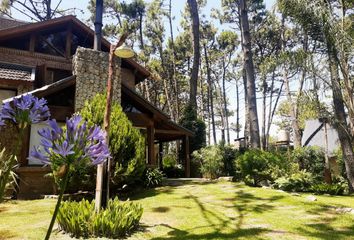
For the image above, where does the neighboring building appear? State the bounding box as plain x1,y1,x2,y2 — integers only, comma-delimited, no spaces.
301,119,340,156
0,15,192,199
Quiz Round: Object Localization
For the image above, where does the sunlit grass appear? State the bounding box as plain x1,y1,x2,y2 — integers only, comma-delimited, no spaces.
0,180,353,239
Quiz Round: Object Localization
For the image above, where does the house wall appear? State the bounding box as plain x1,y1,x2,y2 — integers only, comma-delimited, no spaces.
73,47,121,111
0,47,72,70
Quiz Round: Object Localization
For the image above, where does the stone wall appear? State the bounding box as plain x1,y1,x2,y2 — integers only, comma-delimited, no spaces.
73,47,121,111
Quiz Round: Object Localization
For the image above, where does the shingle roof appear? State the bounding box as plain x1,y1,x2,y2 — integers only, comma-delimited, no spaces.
0,62,35,81
0,16,27,30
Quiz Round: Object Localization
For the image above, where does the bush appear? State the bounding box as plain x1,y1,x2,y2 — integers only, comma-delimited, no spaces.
192,146,224,179
292,147,325,181
80,94,146,188
143,168,164,188
310,183,345,195
0,147,17,202
219,145,239,176
57,198,143,238
235,149,287,186
161,154,184,178
274,170,314,192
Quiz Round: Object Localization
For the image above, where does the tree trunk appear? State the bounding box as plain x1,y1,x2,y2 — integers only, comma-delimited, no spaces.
239,0,260,148
267,80,284,146
236,78,240,139
187,0,200,109
203,43,217,144
46,0,51,20
326,38,354,192
266,71,276,148
168,0,180,120
242,68,250,147
261,75,267,150
281,18,302,148
222,59,230,144
283,69,302,147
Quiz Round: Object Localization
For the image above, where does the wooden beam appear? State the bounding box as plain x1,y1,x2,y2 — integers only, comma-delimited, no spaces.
155,129,185,135
147,126,156,166
159,143,163,170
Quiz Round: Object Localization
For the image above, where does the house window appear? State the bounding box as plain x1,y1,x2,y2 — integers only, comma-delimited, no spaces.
0,89,16,102
28,122,64,165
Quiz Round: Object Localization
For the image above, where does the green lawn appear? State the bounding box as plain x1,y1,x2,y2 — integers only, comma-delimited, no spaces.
0,179,353,239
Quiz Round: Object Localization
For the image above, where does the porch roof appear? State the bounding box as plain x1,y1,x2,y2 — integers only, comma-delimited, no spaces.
122,84,193,142
2,76,193,142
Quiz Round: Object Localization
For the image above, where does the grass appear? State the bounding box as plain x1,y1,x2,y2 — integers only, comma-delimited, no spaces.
0,179,353,239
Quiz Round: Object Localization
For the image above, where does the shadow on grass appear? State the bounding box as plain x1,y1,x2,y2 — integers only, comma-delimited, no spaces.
295,222,354,240
293,200,354,239
147,186,278,240
0,230,16,239
149,223,269,240
130,179,212,200
152,206,170,213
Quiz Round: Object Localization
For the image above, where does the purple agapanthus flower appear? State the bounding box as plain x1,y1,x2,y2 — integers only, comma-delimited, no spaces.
28,115,110,168
0,94,50,127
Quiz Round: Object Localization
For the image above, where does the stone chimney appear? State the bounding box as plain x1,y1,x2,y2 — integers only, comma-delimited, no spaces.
72,47,121,111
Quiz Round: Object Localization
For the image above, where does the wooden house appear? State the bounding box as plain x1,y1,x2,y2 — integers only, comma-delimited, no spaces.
0,15,192,199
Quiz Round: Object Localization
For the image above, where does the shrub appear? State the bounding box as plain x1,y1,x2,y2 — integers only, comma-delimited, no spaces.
57,198,143,238
292,147,325,181
274,170,314,192
310,183,345,195
219,145,239,176
143,168,164,188
192,146,224,179
80,94,146,188
235,149,287,186
0,147,17,202
161,154,184,178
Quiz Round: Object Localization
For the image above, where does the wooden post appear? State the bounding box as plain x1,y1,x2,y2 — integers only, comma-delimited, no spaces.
184,136,190,177
323,121,332,184
147,126,155,166
159,142,163,170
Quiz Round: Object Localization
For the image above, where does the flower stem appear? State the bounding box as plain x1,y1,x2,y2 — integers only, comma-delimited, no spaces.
45,168,70,240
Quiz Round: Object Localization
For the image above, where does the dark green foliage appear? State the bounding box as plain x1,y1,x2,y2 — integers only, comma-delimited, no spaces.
219,145,239,176
192,146,224,179
80,94,146,187
235,149,288,186
66,163,95,193
0,147,17,202
274,171,314,192
143,168,164,188
310,183,345,195
292,147,325,181
57,198,143,238
161,154,184,178
180,104,206,153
